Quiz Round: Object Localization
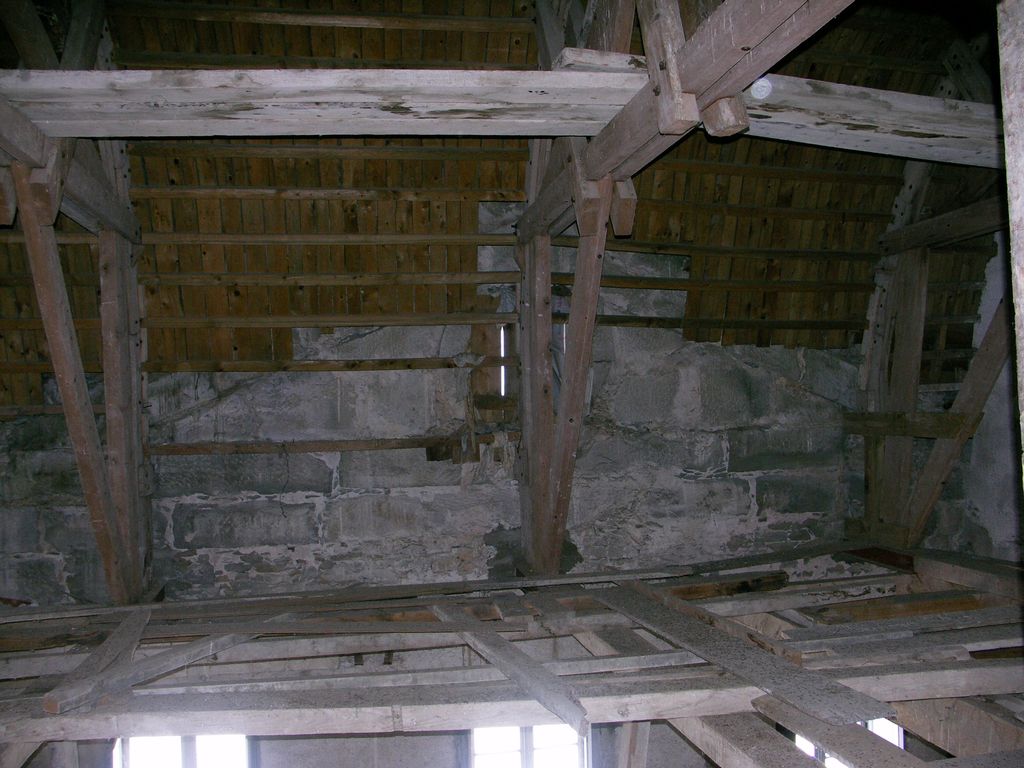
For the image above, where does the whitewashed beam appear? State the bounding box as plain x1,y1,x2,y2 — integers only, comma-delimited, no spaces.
743,74,1003,168
0,69,648,137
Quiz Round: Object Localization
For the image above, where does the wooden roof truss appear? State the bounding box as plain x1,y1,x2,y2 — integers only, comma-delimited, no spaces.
1,0,1023,765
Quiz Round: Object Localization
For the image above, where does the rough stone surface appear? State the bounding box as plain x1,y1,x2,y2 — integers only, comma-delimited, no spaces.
8,306,1012,606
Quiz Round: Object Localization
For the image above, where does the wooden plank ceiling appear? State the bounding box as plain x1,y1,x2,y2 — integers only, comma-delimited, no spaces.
0,0,1000,413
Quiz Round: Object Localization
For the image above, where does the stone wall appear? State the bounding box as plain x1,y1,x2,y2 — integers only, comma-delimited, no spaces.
1,318,866,604
570,328,860,568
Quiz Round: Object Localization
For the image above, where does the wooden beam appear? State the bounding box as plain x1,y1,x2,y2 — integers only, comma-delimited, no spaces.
753,696,926,768
40,612,296,714
868,249,929,540
702,96,750,138
576,623,658,768
519,0,633,574
906,301,1011,542
669,713,821,768
432,605,589,734
0,166,15,225
844,411,970,439
146,435,477,456
880,198,1008,255
5,658,1022,742
99,231,149,602
518,237,556,574
743,75,1003,168
597,585,893,724
0,69,648,138
11,161,131,604
43,609,152,713
141,312,517,329
998,0,1024,485
913,551,1024,601
142,356,514,373
0,95,137,237
0,0,59,68
107,1,535,32
893,698,1024,757
540,176,613,574
518,0,855,233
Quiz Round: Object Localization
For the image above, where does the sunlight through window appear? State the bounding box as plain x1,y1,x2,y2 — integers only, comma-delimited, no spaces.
111,735,248,768
472,724,586,768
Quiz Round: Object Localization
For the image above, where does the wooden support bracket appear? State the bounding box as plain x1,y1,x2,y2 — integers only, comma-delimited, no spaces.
702,96,750,137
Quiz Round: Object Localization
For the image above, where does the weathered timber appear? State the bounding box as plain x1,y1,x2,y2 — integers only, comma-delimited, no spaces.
753,696,926,768
43,609,152,713
432,605,589,734
0,69,648,137
11,162,133,604
99,231,148,599
0,96,137,237
4,659,1023,742
743,75,1003,168
597,585,894,724
913,551,1024,601
669,713,821,768
107,1,535,32
518,0,856,232
40,613,298,714
540,176,614,574
906,302,1011,541
893,698,1024,757
880,198,1008,254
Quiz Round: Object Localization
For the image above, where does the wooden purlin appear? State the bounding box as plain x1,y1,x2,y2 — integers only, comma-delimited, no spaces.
0,549,1022,755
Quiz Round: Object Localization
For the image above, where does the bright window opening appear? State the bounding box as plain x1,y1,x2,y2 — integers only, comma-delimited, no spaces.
472,724,587,768
112,735,248,768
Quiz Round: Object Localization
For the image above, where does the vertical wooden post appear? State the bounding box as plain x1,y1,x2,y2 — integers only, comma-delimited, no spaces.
99,231,149,596
999,0,1024,489
11,161,131,604
518,234,555,570
546,177,614,574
